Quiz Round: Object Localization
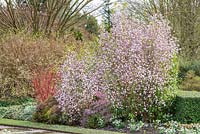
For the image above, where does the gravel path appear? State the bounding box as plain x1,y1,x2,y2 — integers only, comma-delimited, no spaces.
0,125,68,134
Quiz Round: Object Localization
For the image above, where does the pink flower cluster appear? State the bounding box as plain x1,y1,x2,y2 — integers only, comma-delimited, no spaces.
56,13,178,122
55,53,96,122
97,13,178,119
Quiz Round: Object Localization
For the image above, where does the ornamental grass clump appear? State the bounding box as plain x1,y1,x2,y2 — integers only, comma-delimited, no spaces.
96,13,178,122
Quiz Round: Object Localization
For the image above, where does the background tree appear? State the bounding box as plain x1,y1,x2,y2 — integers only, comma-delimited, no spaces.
102,0,112,32
85,15,99,35
0,0,101,36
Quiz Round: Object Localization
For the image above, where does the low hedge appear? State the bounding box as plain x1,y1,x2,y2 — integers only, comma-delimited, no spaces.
173,91,200,123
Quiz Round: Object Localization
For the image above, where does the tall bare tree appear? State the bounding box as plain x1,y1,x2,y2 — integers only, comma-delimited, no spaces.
0,0,101,36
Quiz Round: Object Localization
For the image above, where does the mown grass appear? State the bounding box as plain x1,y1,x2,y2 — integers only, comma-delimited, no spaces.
0,119,124,134
177,90,200,98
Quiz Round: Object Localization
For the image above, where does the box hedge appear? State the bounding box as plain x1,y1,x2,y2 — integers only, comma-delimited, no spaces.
173,91,200,123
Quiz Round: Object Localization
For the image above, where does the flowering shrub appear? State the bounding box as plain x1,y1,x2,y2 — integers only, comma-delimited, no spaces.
57,13,178,123
32,68,59,103
56,53,97,124
81,91,111,127
95,13,178,122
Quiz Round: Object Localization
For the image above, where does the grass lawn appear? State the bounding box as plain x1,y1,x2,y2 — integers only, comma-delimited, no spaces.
177,90,200,98
0,119,124,134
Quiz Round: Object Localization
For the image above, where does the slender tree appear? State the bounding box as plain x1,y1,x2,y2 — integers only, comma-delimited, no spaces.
85,15,99,35
102,0,112,32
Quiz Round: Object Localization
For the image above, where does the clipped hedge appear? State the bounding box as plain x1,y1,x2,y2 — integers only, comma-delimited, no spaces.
173,91,200,123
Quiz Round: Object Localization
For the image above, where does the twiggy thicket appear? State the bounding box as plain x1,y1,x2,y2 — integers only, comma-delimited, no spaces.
0,0,99,36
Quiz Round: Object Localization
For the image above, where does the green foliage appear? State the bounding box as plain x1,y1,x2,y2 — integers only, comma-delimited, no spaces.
33,97,65,124
111,107,130,122
73,30,83,41
85,15,99,35
128,120,144,132
0,102,36,121
179,60,200,79
173,91,200,123
180,70,200,91
103,0,112,32
85,114,106,129
152,56,178,122
111,119,125,129
0,97,34,107
33,97,73,125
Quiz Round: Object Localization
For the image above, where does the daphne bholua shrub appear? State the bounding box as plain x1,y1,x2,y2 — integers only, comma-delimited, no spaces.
56,53,111,124
56,53,96,124
56,13,178,123
81,91,111,127
96,13,178,122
